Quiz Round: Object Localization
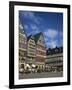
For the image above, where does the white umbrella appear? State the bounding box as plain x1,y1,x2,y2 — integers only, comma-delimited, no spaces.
32,64,36,68
26,64,31,68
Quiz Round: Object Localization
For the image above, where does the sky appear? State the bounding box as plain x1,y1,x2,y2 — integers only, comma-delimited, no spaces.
19,11,63,49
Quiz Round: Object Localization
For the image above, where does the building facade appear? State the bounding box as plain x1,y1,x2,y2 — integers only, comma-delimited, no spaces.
45,47,63,72
19,21,27,70
27,35,36,65
34,32,46,71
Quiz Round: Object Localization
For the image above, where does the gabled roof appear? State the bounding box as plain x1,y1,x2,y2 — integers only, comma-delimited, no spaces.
27,35,35,41
19,20,27,37
27,35,32,41
34,32,43,43
19,21,24,34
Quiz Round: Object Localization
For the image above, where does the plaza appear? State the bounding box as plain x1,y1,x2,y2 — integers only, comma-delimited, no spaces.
19,71,63,79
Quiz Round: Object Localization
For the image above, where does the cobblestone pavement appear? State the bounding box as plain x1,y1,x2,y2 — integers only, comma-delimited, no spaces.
19,71,63,79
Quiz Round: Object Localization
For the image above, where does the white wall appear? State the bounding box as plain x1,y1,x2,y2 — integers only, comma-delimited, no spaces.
0,0,72,90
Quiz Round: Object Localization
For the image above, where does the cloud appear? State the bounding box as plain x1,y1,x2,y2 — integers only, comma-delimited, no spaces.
51,40,57,48
46,40,58,48
30,24,38,30
44,29,58,39
25,24,40,36
60,31,63,37
22,11,34,19
39,28,63,48
24,24,29,30
45,37,63,48
30,24,40,35
34,17,42,24
20,11,42,25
